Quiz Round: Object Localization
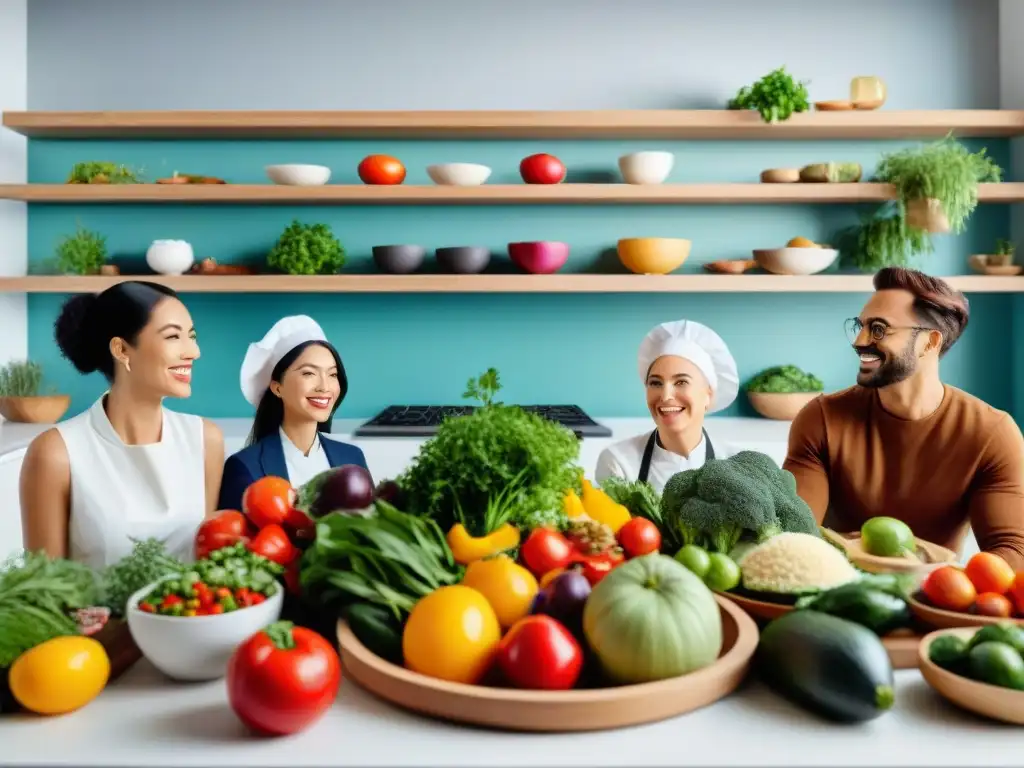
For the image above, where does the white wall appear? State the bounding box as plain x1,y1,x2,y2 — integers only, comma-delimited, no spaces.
0,0,27,367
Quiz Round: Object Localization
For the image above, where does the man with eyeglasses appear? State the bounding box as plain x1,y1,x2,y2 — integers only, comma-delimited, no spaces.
783,266,1024,570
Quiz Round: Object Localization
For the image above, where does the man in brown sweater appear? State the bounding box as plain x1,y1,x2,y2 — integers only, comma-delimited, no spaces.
783,267,1024,570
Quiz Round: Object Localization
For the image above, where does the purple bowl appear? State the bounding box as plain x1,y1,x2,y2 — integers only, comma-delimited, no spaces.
508,241,569,274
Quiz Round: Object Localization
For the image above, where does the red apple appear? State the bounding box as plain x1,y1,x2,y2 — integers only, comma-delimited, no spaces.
520,153,566,185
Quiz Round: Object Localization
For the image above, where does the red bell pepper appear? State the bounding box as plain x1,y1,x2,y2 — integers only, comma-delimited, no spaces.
573,550,625,585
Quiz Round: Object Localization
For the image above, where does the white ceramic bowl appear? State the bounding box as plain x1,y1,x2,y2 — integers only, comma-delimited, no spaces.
265,164,332,186
126,579,283,681
146,239,194,275
618,151,675,184
753,247,839,276
426,163,492,186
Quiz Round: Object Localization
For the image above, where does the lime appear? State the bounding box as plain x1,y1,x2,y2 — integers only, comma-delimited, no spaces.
704,553,742,592
861,517,916,557
967,642,1024,690
674,545,711,580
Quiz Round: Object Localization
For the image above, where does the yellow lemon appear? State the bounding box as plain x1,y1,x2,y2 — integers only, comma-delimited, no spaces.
9,635,110,715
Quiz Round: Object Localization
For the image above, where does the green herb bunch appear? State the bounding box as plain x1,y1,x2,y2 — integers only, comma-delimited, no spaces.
66,161,141,184
834,213,934,272
746,365,823,394
56,224,108,276
0,360,44,397
397,368,583,535
267,219,346,275
597,477,663,528
100,537,185,617
728,67,810,123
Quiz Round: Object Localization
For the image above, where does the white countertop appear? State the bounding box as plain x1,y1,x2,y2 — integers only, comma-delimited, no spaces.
0,658,1017,767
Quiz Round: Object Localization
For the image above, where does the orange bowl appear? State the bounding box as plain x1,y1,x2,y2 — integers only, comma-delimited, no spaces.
616,238,691,275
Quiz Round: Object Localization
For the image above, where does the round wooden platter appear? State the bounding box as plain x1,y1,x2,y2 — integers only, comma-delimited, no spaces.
336,595,759,732
918,627,1024,725
820,528,957,575
714,591,923,669
908,593,1024,631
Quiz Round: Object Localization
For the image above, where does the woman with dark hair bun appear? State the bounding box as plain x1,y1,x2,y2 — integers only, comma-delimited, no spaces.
19,280,224,569
218,315,370,512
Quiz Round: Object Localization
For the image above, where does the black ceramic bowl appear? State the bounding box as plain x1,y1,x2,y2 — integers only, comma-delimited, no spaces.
436,246,491,274
372,244,426,274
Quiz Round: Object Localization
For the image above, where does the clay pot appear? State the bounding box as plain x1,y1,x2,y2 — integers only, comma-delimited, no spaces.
747,391,821,421
905,198,950,234
0,395,70,423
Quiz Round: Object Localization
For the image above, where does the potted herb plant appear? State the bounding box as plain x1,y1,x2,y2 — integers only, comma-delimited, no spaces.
745,365,824,421
727,67,811,124
968,238,1020,275
0,360,70,423
874,136,1002,234
55,224,109,276
267,219,346,275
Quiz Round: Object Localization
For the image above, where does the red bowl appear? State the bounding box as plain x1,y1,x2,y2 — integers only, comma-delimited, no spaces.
508,241,569,274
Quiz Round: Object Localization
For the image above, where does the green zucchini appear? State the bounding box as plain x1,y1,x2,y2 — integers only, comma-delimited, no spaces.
346,602,404,666
794,578,911,635
756,610,895,722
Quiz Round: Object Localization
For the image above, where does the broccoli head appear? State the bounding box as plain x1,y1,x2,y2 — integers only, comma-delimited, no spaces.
745,365,823,394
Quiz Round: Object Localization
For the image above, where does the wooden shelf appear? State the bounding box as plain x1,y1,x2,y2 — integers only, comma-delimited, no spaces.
3,274,1023,294
5,110,1024,140
2,182,1023,205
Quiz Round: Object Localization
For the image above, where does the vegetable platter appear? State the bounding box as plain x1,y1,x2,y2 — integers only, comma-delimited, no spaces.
336,592,757,732
908,554,1024,630
918,624,1024,724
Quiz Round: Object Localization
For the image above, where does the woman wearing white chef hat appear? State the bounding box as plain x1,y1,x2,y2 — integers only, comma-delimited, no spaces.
594,319,740,494
218,315,371,512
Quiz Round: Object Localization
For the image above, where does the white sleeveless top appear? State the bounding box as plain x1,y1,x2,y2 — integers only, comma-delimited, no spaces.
56,395,207,570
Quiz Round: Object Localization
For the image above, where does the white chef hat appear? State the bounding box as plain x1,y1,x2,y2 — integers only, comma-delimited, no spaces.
637,319,739,413
240,315,328,407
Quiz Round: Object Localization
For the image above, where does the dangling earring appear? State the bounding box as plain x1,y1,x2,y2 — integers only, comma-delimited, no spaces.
123,359,131,374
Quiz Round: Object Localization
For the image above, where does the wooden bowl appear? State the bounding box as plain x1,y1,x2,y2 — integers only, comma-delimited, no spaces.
760,168,800,183
968,254,1022,276
704,259,757,274
0,395,70,423
747,391,821,420
336,595,758,732
909,592,1024,631
814,100,854,111
820,529,957,576
918,627,1024,724
714,590,793,622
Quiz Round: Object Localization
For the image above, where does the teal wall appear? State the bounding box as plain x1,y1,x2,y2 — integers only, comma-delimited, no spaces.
25,137,1017,420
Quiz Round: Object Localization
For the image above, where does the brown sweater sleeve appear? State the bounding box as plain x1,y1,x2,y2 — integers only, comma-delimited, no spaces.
782,396,830,523
968,413,1024,571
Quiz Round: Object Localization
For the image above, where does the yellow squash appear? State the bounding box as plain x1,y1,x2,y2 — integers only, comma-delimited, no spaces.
446,522,520,565
461,554,539,628
9,635,110,715
580,479,632,534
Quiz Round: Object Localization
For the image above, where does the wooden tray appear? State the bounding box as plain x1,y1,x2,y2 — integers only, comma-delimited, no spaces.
909,593,1024,630
821,528,957,575
336,595,759,732
918,627,1024,724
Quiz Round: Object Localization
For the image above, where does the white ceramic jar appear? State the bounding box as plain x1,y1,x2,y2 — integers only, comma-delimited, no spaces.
618,151,675,184
146,239,195,275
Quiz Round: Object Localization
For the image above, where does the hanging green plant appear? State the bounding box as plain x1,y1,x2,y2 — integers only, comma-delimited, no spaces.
55,224,108,275
834,212,934,272
874,135,1002,234
727,67,810,123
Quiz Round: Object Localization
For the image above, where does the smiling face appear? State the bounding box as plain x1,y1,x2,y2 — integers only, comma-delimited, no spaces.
271,343,342,425
851,289,941,388
645,355,713,435
111,296,199,398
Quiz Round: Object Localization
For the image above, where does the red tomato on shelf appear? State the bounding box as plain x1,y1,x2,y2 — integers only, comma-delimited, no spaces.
496,615,583,690
194,510,253,560
921,565,977,612
227,620,341,736
358,154,406,185
243,476,295,530
964,552,1016,595
617,517,662,558
519,153,566,185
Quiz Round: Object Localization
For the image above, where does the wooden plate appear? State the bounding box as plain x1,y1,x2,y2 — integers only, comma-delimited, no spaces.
909,593,1024,630
820,529,957,575
918,627,1024,724
814,100,854,111
336,595,758,732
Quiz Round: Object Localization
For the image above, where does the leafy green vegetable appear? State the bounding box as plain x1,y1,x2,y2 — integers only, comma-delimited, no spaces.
267,219,346,275
0,551,102,668
598,476,662,528
66,161,141,184
100,538,186,617
728,67,810,123
396,369,582,535
659,451,819,553
746,365,823,394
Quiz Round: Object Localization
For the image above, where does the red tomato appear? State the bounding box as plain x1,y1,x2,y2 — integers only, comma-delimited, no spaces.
617,517,662,558
357,154,406,185
227,620,341,736
194,510,253,560
975,591,1014,618
519,153,566,185
247,524,299,566
520,528,574,577
964,552,1015,595
243,476,295,530
921,565,977,612
496,615,583,690
1010,572,1024,616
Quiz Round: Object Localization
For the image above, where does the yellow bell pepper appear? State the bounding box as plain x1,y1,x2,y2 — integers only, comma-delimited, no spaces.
580,479,632,534
446,523,521,565
563,489,587,519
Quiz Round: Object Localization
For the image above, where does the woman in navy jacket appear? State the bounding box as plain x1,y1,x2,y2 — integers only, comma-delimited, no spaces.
218,315,371,512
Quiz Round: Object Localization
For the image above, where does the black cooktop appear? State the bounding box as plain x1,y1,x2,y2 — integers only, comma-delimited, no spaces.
353,404,612,438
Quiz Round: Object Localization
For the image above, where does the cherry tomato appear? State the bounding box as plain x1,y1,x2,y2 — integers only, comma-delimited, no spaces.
243,476,296,530
520,528,574,577
247,524,299,566
974,591,1014,618
964,552,1016,595
497,615,583,690
921,565,977,612
194,510,253,560
357,154,406,185
617,517,662,558
1010,571,1024,616
227,620,341,736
